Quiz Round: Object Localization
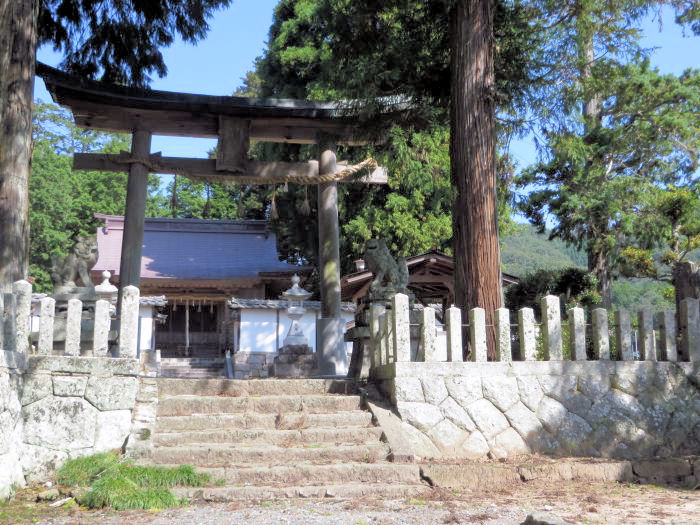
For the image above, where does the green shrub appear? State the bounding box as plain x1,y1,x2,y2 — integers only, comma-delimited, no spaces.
56,453,210,510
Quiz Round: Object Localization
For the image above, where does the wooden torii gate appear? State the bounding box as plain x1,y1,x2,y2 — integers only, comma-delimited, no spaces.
37,63,388,375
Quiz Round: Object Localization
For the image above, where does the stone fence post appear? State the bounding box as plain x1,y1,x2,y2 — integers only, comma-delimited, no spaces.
495,307,511,362
518,307,536,361
384,311,394,364
446,306,463,362
592,308,610,360
392,293,410,362
38,297,55,355
12,280,32,355
420,306,436,362
65,298,83,356
2,292,17,352
541,295,562,360
369,303,386,368
568,306,586,361
93,299,111,356
469,307,487,362
656,310,677,362
679,298,700,362
638,309,656,361
615,310,634,360
119,285,140,358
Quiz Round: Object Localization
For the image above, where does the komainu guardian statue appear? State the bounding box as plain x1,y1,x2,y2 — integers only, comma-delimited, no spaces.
51,236,99,294
363,239,410,302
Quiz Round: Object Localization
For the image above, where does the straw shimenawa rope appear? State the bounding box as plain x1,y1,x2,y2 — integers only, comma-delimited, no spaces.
115,156,379,185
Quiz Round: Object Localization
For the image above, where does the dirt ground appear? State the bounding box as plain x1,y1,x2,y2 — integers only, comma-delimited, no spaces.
2,479,698,525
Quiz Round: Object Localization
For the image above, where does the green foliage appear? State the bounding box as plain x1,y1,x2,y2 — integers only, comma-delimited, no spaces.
505,267,600,313
342,125,454,261
56,452,118,487
612,278,675,311
500,224,586,277
29,103,137,291
39,0,232,86
29,103,173,291
57,452,210,511
518,60,700,301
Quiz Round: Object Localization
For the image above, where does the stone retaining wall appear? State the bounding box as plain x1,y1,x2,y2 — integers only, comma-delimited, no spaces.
0,351,26,499
233,351,274,379
0,352,140,497
376,361,700,460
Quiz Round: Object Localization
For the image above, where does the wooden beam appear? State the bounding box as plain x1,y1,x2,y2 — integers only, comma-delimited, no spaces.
217,117,250,172
67,99,367,144
73,152,388,184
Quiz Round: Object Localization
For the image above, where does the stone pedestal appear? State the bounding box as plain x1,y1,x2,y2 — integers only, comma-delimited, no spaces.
269,345,317,378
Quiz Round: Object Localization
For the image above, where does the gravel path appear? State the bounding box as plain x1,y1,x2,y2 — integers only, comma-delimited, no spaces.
28,481,699,525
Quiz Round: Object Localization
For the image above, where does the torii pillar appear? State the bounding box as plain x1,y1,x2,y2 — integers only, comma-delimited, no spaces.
117,129,151,310
316,136,347,376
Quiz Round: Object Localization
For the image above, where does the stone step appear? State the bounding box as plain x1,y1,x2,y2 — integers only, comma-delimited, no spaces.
155,411,374,432
173,482,431,501
149,442,390,467
159,369,225,379
157,394,363,417
161,358,225,365
156,378,357,397
158,463,422,486
153,427,384,447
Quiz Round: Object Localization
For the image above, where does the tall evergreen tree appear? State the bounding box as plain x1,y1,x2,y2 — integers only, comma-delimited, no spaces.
517,1,700,306
0,0,231,286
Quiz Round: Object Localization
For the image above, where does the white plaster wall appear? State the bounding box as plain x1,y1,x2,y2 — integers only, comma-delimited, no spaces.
138,305,154,355
239,309,279,353
238,308,354,354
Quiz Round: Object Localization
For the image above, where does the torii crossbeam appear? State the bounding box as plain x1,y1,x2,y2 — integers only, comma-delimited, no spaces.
37,63,391,376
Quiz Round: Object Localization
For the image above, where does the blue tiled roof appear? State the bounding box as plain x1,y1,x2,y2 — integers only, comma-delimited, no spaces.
93,215,301,280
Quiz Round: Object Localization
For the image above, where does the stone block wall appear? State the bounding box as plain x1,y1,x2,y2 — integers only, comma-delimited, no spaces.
0,353,140,497
233,351,274,379
376,361,700,460
0,351,26,499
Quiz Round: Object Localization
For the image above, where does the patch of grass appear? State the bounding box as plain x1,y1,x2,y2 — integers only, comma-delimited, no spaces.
56,452,118,487
56,453,210,511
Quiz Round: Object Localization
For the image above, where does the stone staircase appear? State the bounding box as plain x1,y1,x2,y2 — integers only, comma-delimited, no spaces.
146,378,430,500
159,357,225,379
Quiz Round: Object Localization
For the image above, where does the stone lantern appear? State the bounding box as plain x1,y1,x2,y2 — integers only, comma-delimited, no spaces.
282,274,312,347
270,274,316,377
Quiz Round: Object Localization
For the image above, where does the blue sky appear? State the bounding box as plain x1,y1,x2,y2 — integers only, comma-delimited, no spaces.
35,3,699,168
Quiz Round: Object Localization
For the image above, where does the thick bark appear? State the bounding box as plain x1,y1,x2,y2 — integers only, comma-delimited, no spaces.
673,261,700,310
0,0,38,289
587,249,613,309
450,0,502,359
578,9,610,307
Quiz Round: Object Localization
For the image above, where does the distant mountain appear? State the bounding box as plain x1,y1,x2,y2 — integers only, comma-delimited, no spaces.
500,223,680,311
500,224,586,278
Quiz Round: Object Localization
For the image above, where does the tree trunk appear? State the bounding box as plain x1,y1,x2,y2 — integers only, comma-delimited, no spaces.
588,248,612,309
0,0,38,289
578,7,610,307
673,261,700,310
450,0,502,360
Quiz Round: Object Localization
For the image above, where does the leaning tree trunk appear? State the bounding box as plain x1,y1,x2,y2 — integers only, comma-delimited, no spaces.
450,0,502,359
673,260,700,310
578,8,610,307
0,0,38,289
588,248,613,309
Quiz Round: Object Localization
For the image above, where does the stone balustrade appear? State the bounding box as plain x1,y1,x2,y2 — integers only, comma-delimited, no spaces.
371,294,700,366
1,280,140,358
367,294,700,461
